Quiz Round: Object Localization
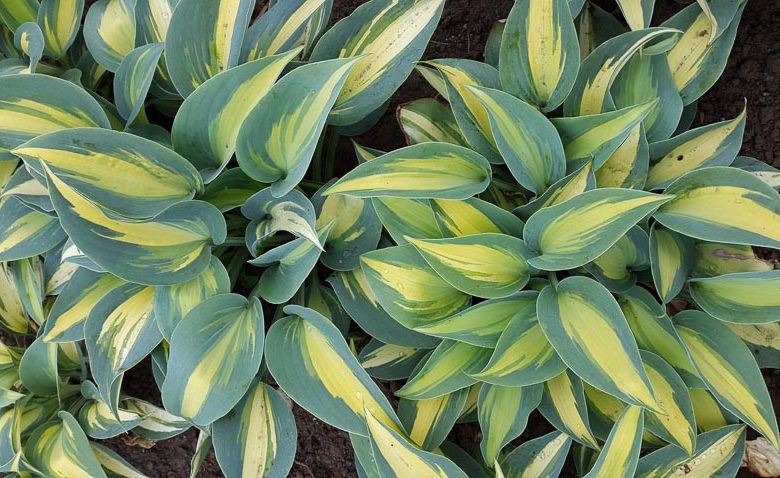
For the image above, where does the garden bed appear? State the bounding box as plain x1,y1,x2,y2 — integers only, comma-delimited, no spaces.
102,1,780,476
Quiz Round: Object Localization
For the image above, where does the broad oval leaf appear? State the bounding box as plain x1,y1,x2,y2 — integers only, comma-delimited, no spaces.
236,58,357,196
15,127,204,219
674,310,780,448
537,276,659,410
164,0,253,97
499,0,580,112
309,0,445,127
469,86,567,194
689,270,780,324
24,411,108,478
408,233,531,299
653,167,780,249
0,74,110,153
325,142,491,200
265,305,402,436
162,293,264,426
171,51,299,182
360,244,469,329
524,188,671,271
212,381,297,478
37,0,84,58
83,0,136,72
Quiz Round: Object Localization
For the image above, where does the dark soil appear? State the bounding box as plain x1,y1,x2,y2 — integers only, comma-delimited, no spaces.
106,1,780,476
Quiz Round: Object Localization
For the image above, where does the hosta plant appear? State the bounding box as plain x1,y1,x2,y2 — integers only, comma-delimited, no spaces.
0,0,778,477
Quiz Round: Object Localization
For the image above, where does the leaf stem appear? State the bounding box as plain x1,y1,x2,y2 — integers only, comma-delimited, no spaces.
547,271,559,288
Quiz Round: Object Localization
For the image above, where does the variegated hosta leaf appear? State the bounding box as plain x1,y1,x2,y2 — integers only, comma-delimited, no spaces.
397,388,468,451
162,294,264,426
397,98,465,146
241,187,321,254
43,269,124,342
85,283,161,410
249,223,332,304
15,127,204,219
298,276,351,337
469,86,566,194
431,197,525,239
408,233,530,299
360,244,469,329
18,336,58,397
646,108,746,190
499,0,579,112
90,442,148,478
373,197,443,245
537,276,659,411
727,323,780,370
424,59,502,163
0,0,39,31
241,0,332,61
325,142,491,200
171,51,298,182
413,292,536,348
478,383,542,464
212,381,296,478
122,398,190,441
24,411,108,478
640,351,696,455
14,22,44,72
611,52,683,144
236,58,356,196
635,424,745,478
689,387,737,433
693,241,773,277
617,286,702,387
649,225,695,303
37,0,84,58
265,305,402,435
363,408,467,478
664,1,745,105
484,19,504,69
474,298,566,387
584,225,649,293
552,101,656,171
538,370,599,449
164,0,253,97
313,183,382,271
595,124,649,190
78,382,143,439
514,162,595,220
153,254,230,340
674,310,780,448
584,406,643,478
83,0,136,72
689,271,780,324
8,256,44,325
0,74,110,154
42,166,226,285
328,268,438,348
358,340,428,380
0,197,65,262
309,0,445,127
200,168,266,213
396,340,492,400
524,188,671,271
0,262,27,334
2,165,52,213
653,167,780,249
500,431,571,478
564,28,678,116
113,43,164,125
616,0,654,31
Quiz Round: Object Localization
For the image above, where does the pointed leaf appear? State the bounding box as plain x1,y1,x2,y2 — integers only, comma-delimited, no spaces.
478,383,543,464
689,270,780,324
83,0,136,72
113,43,163,125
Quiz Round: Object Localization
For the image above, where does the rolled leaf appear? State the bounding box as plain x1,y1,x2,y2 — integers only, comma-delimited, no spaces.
649,225,695,303
24,411,107,478
584,406,643,478
397,388,468,451
478,383,543,464
37,0,84,58
397,98,465,146
83,0,136,72
241,0,332,61
241,187,321,253
113,43,164,125
162,293,264,426
538,370,599,449
583,225,649,293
